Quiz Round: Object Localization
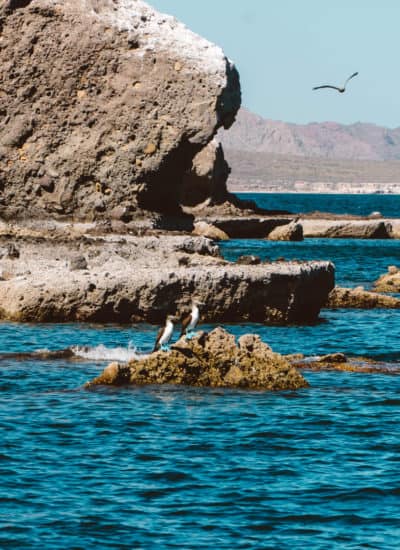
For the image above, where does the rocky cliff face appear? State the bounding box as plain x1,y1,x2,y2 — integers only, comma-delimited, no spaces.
0,0,240,221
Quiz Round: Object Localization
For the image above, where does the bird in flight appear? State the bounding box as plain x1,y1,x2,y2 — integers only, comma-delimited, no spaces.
313,72,359,93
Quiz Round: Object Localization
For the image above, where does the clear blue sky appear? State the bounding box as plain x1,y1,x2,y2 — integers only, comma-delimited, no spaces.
149,0,399,128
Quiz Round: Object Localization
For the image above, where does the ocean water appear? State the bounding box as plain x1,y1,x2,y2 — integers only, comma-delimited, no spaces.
239,192,400,218
220,238,400,289
1,194,400,549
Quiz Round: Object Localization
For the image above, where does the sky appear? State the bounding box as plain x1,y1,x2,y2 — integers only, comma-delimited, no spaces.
149,0,399,128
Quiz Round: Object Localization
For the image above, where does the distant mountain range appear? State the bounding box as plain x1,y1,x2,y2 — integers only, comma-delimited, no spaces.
219,108,400,161
218,109,400,192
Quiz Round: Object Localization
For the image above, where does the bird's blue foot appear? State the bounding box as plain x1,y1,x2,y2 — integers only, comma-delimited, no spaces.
185,331,197,340
160,344,170,352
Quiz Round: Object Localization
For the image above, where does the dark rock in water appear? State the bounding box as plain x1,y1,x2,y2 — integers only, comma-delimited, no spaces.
236,255,261,265
87,328,309,391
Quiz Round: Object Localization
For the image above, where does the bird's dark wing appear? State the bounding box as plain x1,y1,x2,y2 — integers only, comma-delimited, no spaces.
153,326,164,351
180,313,191,336
312,85,341,91
343,71,359,87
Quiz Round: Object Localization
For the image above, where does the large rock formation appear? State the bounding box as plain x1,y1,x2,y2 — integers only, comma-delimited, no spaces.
87,327,309,390
0,0,240,221
0,226,334,323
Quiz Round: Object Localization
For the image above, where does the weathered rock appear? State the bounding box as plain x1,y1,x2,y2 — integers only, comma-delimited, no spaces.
301,219,391,239
0,0,240,221
0,230,334,323
87,327,309,390
201,217,293,238
70,255,88,271
0,243,20,259
373,266,400,293
326,286,400,309
192,221,229,241
388,220,400,239
235,255,262,265
266,220,303,241
180,139,231,208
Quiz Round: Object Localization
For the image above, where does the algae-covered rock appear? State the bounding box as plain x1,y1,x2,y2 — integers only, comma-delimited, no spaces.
373,266,400,293
88,327,309,390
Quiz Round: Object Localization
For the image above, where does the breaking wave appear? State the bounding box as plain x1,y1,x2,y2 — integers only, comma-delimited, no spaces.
71,343,148,362
0,344,149,363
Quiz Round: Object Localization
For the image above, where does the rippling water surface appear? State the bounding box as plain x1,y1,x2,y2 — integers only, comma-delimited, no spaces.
1,194,400,549
238,192,400,218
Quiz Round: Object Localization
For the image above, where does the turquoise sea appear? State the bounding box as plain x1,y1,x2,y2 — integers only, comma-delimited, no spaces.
1,194,400,549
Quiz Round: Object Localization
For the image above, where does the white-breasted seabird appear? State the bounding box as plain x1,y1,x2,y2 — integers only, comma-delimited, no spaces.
153,314,176,352
313,71,358,93
180,300,204,340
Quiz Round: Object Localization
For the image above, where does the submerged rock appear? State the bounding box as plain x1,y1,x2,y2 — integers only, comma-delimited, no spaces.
291,355,400,375
87,328,309,390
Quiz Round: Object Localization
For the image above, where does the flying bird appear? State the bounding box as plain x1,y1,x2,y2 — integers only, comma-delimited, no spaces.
181,300,204,340
312,72,359,93
153,314,176,352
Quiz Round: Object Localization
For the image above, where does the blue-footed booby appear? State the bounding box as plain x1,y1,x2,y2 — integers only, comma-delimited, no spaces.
153,315,176,352
181,300,204,340
313,71,358,93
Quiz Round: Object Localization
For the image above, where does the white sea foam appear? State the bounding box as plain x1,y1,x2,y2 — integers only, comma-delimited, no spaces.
71,343,149,362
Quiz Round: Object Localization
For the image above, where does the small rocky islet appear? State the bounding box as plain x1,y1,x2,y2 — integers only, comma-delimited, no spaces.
0,0,398,390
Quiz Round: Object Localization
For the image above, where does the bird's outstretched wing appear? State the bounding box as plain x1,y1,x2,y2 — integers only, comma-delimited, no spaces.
312,85,341,91
343,71,359,87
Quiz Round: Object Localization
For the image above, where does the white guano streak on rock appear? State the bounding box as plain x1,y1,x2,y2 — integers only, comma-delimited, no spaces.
84,0,228,86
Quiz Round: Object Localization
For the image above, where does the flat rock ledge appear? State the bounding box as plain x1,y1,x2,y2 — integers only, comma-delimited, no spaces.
300,219,392,239
326,286,400,309
0,231,334,324
87,328,309,390
192,216,400,240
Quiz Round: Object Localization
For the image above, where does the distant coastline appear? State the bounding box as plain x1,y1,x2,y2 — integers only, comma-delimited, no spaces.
229,182,400,194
